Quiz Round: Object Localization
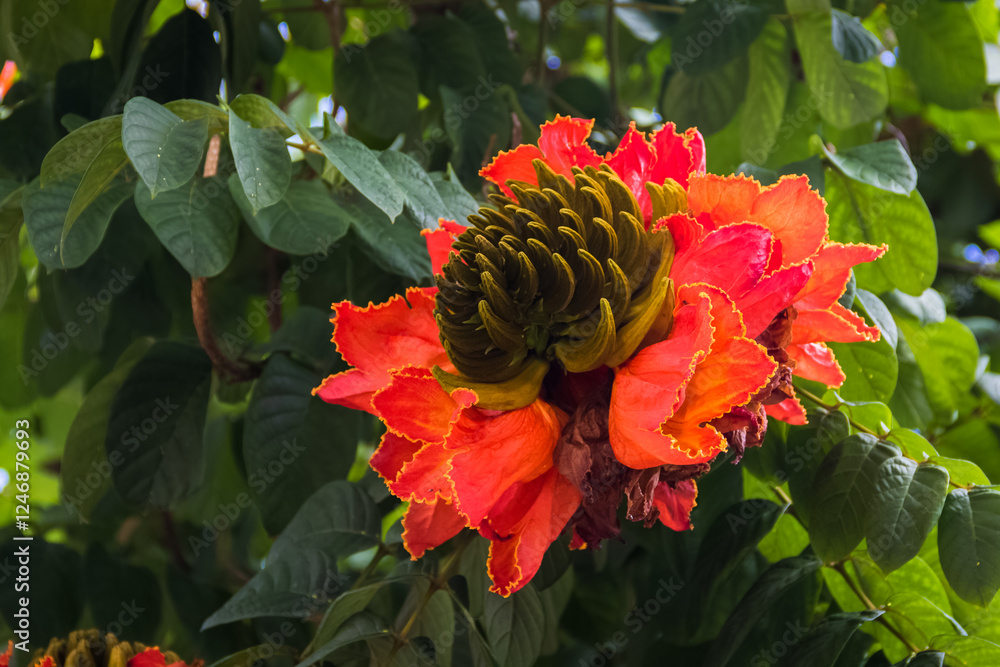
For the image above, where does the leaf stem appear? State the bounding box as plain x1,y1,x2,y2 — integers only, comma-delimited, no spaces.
831,561,923,656
387,532,474,661
796,387,878,437
352,543,390,591
191,277,261,383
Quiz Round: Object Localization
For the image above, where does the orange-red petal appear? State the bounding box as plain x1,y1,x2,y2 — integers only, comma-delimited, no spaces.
609,295,715,468
480,116,600,196
130,649,167,667
766,397,808,425
670,223,774,296
793,302,881,345
480,145,545,196
661,292,776,452
314,287,451,411
447,401,564,525
606,123,657,219
653,479,698,531
789,342,846,387
372,370,476,444
649,122,702,188
422,218,467,277
482,468,581,596
794,241,887,311
537,115,601,174
687,173,762,231
402,496,468,560
736,261,814,340
749,176,828,267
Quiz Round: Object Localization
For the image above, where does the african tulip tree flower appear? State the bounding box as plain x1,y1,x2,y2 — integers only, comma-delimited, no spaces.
0,633,202,667
315,116,885,596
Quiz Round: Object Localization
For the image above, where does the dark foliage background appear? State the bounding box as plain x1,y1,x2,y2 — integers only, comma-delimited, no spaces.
1,0,1000,665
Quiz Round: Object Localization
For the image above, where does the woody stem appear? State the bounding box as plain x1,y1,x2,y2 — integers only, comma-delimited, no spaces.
191,277,260,383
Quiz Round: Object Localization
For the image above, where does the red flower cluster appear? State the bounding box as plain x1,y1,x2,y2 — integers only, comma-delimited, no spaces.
0,642,198,667
316,117,885,596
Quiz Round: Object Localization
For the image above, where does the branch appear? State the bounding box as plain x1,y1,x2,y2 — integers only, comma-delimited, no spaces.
191,277,261,383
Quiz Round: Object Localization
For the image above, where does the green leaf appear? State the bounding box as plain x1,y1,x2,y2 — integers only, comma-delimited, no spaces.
335,31,419,140
433,174,479,222
378,150,450,229
229,175,349,256
122,96,209,197
824,140,918,195
935,421,1000,484
661,57,747,135
1,1,99,77
703,555,823,667
824,169,937,295
134,175,240,278
338,195,432,282
241,353,363,533
61,338,153,521
83,543,162,641
890,333,935,430
741,19,791,164
882,591,964,651
939,488,1000,606
887,429,938,461
403,579,455,667
828,337,898,402
829,291,898,402
483,584,545,667
0,185,24,310
313,577,426,649
104,341,213,508
410,14,487,96
63,132,130,237
807,433,901,562
930,635,1000,665
228,94,300,135
38,112,117,187
867,458,950,573
440,84,511,187
894,0,987,110
228,111,292,213
895,317,980,421
316,132,406,221
23,172,133,270
929,457,990,487
831,8,882,63
892,651,945,667
779,610,884,667
210,0,260,94
788,1,888,128
297,612,394,667
203,481,380,628
981,219,1000,249
670,0,769,76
